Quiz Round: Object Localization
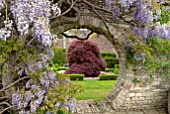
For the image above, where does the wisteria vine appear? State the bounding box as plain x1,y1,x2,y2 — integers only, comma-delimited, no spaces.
0,0,80,114
0,0,61,46
0,0,170,113
106,0,170,39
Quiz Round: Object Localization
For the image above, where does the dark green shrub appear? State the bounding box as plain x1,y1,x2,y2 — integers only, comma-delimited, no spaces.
67,74,84,81
101,52,116,58
58,66,68,70
53,48,66,66
99,74,118,80
104,56,119,68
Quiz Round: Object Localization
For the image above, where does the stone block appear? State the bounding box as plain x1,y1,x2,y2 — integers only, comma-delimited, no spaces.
139,97,145,100
136,93,143,97
143,109,160,114
127,111,144,114
127,93,135,97
132,97,138,100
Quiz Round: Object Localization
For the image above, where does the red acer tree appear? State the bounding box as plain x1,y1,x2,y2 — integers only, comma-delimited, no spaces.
65,39,106,77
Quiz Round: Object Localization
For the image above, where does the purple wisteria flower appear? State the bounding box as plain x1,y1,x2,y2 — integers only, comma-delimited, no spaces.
112,6,120,17
25,91,35,101
30,101,39,113
34,96,44,105
48,70,56,80
119,0,136,12
55,102,60,108
12,93,22,105
35,90,47,97
10,0,61,46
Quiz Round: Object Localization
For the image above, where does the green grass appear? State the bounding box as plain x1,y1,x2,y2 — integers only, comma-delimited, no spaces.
72,80,117,101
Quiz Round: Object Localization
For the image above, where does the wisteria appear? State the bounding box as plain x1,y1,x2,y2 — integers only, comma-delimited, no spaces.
12,70,77,113
0,0,61,46
0,0,170,113
10,0,54,46
119,0,136,12
0,19,13,41
106,0,170,39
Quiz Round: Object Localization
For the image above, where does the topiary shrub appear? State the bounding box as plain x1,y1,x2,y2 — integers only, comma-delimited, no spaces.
65,40,106,77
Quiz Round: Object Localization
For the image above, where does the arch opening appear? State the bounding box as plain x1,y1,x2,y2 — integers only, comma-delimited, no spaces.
51,16,169,113
55,28,120,102
51,18,130,108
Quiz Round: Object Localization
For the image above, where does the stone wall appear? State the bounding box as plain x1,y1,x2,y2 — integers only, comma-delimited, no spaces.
50,6,170,113
53,35,117,54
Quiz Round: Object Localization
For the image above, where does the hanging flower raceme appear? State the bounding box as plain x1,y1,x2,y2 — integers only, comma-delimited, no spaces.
106,0,170,39
9,0,61,46
0,1,13,41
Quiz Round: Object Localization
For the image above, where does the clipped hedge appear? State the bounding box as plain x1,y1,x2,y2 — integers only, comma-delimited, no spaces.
101,52,117,58
105,68,115,72
113,68,119,74
105,68,119,74
67,74,84,81
104,56,119,68
99,74,118,80
114,64,119,68
58,67,68,70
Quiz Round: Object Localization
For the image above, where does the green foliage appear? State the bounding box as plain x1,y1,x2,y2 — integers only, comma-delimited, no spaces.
126,49,137,66
125,36,152,67
57,110,72,114
126,35,170,78
51,63,59,73
0,39,37,77
105,68,114,72
100,52,118,68
159,5,170,24
37,73,83,113
58,67,68,71
113,68,119,74
67,74,84,81
145,38,170,77
0,39,82,113
101,52,117,58
105,68,119,74
104,56,119,68
99,74,118,80
114,64,119,68
53,48,66,66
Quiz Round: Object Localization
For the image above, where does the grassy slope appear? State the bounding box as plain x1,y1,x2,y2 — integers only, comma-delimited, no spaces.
72,80,117,101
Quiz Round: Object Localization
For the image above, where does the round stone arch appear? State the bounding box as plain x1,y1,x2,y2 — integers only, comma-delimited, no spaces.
51,16,169,113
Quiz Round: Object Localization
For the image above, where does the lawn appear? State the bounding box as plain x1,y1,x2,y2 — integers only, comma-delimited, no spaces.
72,80,117,101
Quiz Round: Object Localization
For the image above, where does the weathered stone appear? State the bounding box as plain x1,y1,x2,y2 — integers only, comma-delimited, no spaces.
143,109,160,114
136,93,143,97
51,1,170,113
